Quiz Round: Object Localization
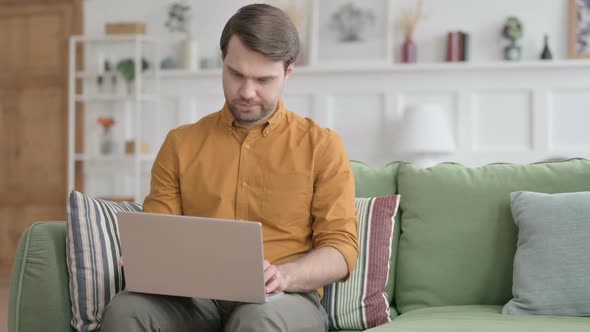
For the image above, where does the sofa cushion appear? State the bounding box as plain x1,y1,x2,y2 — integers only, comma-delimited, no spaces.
66,191,142,332
366,305,590,332
503,191,590,316
350,161,402,313
322,195,400,330
395,159,590,314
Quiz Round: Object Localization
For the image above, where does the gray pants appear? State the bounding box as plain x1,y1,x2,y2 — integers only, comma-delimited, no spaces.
101,291,328,332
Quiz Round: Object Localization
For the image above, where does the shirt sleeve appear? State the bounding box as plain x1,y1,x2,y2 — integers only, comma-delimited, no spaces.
142,130,183,215
311,131,359,281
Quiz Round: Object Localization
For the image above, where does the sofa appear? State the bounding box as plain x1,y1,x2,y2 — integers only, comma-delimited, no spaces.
8,158,590,332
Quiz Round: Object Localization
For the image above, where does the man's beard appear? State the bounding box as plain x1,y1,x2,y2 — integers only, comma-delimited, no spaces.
228,100,275,124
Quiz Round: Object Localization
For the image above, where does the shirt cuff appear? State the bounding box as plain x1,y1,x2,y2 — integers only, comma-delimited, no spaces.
319,242,359,282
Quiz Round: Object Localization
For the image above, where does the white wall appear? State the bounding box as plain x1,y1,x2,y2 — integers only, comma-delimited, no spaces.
79,0,588,199
84,0,571,63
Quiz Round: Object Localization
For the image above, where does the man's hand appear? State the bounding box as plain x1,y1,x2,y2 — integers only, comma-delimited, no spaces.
264,247,348,293
263,260,288,294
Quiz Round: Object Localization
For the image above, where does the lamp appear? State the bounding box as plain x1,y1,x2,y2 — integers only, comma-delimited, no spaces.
398,103,455,167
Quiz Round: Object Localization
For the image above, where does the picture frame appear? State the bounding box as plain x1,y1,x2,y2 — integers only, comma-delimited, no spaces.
269,0,313,66
570,0,590,58
308,0,394,66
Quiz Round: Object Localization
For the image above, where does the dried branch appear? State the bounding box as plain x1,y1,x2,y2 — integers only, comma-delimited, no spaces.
399,0,424,39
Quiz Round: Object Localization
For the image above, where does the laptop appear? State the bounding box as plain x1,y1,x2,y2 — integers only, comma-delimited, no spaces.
117,211,283,303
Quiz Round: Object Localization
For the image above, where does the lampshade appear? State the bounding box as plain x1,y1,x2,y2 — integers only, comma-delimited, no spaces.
398,103,455,153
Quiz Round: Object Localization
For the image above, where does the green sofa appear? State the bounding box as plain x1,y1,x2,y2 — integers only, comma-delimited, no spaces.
9,159,590,331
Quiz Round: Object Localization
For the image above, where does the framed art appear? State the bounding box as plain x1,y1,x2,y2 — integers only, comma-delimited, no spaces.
270,0,313,65
308,0,394,65
570,0,590,58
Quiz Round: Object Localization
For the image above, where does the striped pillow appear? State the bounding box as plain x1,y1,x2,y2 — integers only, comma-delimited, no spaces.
322,195,400,330
66,191,142,332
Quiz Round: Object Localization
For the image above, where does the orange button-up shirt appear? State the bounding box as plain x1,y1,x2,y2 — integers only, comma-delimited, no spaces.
143,99,359,297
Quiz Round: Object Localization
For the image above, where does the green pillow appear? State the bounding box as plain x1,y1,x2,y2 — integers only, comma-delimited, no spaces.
503,191,590,316
395,159,590,314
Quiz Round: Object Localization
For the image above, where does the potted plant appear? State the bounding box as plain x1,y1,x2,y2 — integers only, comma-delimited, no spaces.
116,58,150,94
502,16,524,61
97,116,115,155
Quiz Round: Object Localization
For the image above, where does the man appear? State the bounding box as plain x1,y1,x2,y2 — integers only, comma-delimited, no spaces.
102,4,358,332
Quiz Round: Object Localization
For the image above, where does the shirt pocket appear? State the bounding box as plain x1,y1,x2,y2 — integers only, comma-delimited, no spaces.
261,173,312,226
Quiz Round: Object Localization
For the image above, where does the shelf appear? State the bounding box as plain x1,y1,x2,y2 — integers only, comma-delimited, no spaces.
299,59,590,74
75,94,159,102
69,34,160,204
71,35,157,44
159,68,222,78
300,59,590,74
76,70,158,80
75,154,156,162
158,59,590,78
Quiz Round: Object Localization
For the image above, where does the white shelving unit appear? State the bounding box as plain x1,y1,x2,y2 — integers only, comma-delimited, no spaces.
68,35,161,203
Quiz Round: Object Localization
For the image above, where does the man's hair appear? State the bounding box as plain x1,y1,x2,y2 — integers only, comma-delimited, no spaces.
220,4,300,70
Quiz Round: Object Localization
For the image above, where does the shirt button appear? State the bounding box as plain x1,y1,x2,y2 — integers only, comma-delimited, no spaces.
241,182,248,188
244,143,250,149
263,129,269,136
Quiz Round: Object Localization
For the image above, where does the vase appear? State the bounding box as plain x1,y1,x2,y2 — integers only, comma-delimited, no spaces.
402,37,417,63
540,34,553,60
504,42,522,61
99,127,114,155
182,36,200,71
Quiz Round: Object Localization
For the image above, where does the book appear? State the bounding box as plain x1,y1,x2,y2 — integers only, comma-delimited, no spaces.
447,32,460,62
460,32,470,61
447,31,470,62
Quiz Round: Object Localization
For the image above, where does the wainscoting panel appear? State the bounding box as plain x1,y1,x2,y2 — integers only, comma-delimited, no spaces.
153,62,590,167
549,90,590,152
472,90,533,152
283,94,313,119
328,94,386,165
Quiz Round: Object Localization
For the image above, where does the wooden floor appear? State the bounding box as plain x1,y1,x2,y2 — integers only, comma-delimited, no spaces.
1,279,8,332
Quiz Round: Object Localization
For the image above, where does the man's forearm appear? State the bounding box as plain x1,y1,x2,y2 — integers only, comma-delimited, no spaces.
277,246,348,293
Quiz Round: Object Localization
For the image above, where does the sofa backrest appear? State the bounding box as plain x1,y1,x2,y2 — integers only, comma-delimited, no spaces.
350,160,402,311
394,159,590,314
9,222,74,332
351,161,401,198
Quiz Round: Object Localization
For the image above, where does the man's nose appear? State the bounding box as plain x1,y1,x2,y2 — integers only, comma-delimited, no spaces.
239,80,256,100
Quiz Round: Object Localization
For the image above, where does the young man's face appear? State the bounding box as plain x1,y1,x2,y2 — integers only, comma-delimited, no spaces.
222,36,293,128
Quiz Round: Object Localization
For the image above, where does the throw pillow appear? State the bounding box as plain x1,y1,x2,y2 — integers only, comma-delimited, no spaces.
502,191,590,316
66,190,142,332
322,195,400,330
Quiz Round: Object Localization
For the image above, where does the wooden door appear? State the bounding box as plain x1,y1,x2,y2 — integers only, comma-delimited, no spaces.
0,0,82,278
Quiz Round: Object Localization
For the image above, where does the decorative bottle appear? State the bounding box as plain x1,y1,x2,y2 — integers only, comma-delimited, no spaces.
540,34,553,60
402,37,417,63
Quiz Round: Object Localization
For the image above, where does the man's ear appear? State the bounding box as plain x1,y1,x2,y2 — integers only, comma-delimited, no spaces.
285,63,294,80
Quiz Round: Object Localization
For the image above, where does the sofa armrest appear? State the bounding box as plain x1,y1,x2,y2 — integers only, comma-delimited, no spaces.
9,222,74,332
